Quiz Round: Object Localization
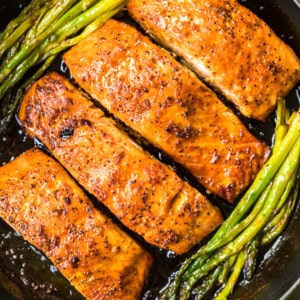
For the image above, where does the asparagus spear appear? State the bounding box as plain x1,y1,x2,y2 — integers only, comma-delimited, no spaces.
162,105,300,299
0,15,37,57
262,172,300,246
179,142,299,297
0,0,125,98
192,265,223,300
163,113,300,298
0,0,78,83
243,236,259,281
0,0,127,134
214,249,247,300
0,0,50,44
217,254,237,285
187,138,299,295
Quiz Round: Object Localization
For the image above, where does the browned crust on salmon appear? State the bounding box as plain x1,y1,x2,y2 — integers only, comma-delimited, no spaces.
63,19,270,202
128,0,300,121
0,148,152,300
18,72,223,254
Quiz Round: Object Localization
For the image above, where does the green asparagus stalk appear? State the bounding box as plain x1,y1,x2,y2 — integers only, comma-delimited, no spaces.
44,4,124,58
214,249,247,300
192,265,223,300
217,254,237,285
262,171,300,246
164,113,300,298
0,0,50,43
0,0,127,134
179,187,270,285
180,137,300,297
243,236,259,281
0,15,37,57
162,104,300,299
0,33,25,70
198,184,271,254
201,111,300,248
263,168,298,232
0,0,73,83
0,0,125,99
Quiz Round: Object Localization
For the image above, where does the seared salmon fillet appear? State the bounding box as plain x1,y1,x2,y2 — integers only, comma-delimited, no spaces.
0,148,152,300
128,0,300,121
63,20,270,202
18,72,223,254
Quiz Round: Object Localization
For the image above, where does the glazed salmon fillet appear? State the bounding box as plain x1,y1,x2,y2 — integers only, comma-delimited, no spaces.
18,72,223,254
0,148,152,300
63,19,270,202
128,0,300,121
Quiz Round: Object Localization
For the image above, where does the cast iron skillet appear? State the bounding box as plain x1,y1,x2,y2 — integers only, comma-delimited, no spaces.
0,0,299,299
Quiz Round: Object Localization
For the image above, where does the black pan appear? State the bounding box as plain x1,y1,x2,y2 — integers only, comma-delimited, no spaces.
0,0,299,299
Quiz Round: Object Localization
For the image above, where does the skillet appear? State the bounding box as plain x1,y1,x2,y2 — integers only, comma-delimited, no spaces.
0,0,299,299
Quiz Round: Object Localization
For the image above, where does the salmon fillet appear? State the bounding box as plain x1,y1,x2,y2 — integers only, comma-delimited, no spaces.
0,148,152,300
18,72,223,254
128,0,300,121
63,19,270,202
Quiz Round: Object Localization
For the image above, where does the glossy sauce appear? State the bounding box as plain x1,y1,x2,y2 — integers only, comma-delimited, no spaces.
0,0,299,299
